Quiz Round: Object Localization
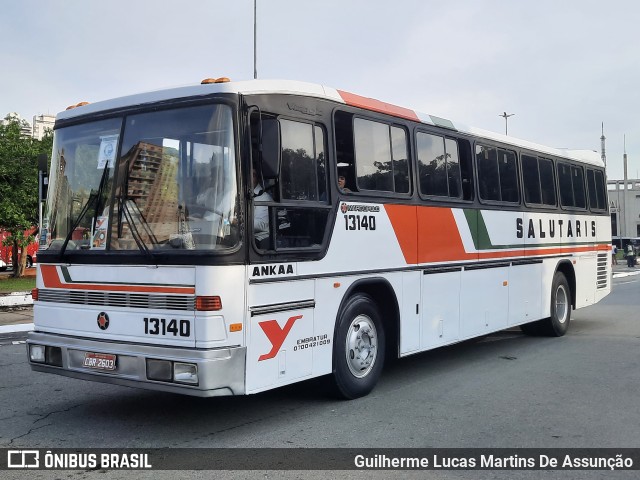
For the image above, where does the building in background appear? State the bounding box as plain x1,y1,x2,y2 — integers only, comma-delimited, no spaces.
2,112,55,139
608,179,640,243
32,114,55,140
2,112,32,137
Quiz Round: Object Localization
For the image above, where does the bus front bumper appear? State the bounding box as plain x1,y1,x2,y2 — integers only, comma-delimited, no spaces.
26,331,246,397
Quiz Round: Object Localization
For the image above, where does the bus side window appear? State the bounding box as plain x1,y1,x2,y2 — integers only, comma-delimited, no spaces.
273,119,330,250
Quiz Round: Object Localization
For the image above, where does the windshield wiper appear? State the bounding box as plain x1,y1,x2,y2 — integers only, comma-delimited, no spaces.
121,202,151,256
59,165,110,258
119,197,156,261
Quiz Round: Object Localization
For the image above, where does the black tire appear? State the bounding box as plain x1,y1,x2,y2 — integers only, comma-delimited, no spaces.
521,272,571,337
331,293,385,399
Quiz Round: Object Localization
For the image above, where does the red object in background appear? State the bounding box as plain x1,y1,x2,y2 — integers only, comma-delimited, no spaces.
0,227,39,271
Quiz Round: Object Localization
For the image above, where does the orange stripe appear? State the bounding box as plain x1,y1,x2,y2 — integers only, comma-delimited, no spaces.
384,205,418,264
416,206,476,263
337,90,421,122
40,265,195,294
386,206,610,264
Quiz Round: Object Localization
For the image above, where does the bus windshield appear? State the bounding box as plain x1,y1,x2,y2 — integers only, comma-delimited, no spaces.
43,104,239,254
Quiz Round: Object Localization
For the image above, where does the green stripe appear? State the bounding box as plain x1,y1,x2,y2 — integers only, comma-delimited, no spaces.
464,209,495,250
462,211,609,251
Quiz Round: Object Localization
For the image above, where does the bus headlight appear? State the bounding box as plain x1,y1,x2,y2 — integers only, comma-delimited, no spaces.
174,362,198,384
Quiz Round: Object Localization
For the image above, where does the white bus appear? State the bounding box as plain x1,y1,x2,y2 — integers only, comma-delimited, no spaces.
28,79,611,399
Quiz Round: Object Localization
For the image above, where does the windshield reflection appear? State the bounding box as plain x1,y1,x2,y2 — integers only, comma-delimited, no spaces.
43,104,239,254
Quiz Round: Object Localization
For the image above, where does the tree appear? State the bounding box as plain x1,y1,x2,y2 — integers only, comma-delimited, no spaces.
0,113,52,277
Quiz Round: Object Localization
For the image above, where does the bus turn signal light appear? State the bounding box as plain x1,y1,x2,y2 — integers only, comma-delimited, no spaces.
229,323,242,332
195,296,222,311
31,288,39,301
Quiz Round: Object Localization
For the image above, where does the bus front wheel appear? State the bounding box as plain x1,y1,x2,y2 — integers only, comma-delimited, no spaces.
332,293,385,399
521,272,571,337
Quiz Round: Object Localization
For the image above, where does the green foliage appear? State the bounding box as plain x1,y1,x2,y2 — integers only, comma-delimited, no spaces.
0,113,52,277
0,275,36,293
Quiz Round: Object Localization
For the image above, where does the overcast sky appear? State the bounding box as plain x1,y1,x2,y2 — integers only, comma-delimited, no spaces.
2,0,638,179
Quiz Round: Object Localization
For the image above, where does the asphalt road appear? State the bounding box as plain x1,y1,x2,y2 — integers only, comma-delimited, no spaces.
1,274,639,480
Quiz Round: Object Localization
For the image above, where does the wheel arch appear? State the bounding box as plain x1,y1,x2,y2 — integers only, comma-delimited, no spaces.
334,277,401,361
555,260,576,309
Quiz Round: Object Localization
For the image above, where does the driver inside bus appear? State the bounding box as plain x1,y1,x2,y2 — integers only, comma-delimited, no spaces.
190,157,236,240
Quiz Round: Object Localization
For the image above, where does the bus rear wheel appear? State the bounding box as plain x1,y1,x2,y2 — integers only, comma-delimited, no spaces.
521,272,571,337
332,293,385,399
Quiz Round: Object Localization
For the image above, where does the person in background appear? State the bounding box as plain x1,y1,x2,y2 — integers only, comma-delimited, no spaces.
612,244,618,266
626,243,635,268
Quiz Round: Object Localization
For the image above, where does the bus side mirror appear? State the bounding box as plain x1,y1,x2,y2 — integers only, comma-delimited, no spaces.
38,153,49,202
260,118,280,179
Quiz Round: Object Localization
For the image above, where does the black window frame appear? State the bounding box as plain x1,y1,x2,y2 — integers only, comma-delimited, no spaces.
415,129,466,201
349,114,413,197
586,167,608,212
521,153,558,209
475,142,521,206
251,113,333,254
557,161,588,211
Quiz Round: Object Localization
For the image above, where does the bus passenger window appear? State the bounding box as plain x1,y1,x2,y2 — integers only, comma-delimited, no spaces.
353,118,409,194
476,144,518,203
538,158,556,206
587,169,606,211
477,145,500,201
522,154,542,204
498,149,519,203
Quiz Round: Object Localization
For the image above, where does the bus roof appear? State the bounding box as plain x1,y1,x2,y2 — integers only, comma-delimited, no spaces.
57,79,602,166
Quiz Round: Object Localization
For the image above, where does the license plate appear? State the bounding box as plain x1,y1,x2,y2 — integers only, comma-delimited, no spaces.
83,352,116,371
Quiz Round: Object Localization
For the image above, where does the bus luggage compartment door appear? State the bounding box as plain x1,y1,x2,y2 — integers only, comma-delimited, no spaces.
246,279,315,393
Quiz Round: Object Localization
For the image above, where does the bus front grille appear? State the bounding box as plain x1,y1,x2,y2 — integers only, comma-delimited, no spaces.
37,289,195,311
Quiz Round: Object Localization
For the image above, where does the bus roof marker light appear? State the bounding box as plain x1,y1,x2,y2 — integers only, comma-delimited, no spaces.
201,77,231,85
195,296,222,311
65,102,90,110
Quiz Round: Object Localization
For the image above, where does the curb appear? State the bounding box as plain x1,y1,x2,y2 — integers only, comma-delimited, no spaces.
0,323,33,334
0,291,33,308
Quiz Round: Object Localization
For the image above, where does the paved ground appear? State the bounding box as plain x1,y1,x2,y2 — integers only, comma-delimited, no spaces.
0,264,638,332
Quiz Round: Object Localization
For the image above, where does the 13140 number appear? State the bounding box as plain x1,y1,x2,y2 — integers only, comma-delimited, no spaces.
344,214,376,231
143,317,191,337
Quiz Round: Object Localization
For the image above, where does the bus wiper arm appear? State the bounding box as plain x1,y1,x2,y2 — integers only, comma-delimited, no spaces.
58,193,97,257
59,165,110,257
120,198,155,260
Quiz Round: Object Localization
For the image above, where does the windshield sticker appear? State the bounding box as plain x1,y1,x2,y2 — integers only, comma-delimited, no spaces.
92,216,108,249
97,135,119,169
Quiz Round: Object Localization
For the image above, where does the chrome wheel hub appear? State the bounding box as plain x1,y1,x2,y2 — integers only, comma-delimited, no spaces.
345,314,378,378
555,285,568,324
